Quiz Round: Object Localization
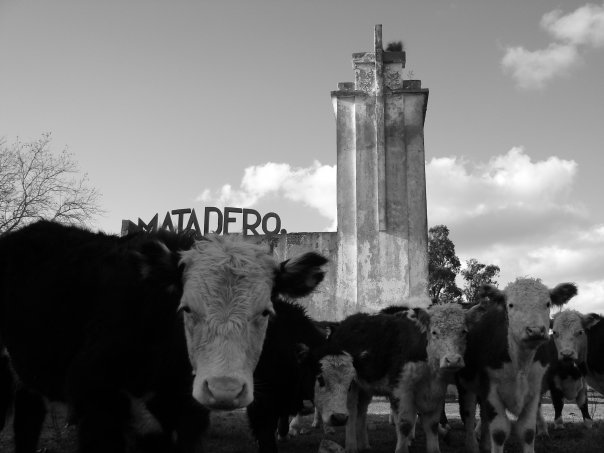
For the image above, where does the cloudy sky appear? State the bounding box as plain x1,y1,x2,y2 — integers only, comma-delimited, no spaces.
2,0,604,313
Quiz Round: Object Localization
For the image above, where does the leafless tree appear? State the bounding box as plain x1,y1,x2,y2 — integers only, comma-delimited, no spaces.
0,133,102,235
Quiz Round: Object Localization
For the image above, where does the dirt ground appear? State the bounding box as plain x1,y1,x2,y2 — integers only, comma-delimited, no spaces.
2,397,604,453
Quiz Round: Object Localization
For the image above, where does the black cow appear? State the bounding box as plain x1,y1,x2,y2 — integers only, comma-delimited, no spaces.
246,300,328,453
315,304,469,453
537,338,592,434
0,220,328,453
536,309,604,433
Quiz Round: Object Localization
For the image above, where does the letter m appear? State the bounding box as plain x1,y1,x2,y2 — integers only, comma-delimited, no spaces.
138,213,159,233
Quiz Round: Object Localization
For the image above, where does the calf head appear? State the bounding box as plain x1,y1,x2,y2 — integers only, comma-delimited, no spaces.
426,304,468,371
179,235,327,410
552,310,601,362
313,352,355,427
480,279,577,348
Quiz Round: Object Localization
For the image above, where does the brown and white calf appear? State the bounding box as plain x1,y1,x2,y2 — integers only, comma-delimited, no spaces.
539,309,604,430
314,304,468,453
457,278,577,453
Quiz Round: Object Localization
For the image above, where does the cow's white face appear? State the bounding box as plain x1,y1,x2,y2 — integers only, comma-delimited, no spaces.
505,279,552,347
480,279,577,349
427,304,467,370
178,236,327,410
552,310,600,362
313,352,355,427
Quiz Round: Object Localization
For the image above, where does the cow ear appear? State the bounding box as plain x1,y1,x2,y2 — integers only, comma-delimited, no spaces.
412,308,431,332
138,240,181,291
550,283,578,307
275,252,328,298
478,284,505,307
549,317,554,330
583,313,602,330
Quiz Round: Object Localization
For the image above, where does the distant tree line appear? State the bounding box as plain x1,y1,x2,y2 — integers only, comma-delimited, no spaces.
428,225,500,305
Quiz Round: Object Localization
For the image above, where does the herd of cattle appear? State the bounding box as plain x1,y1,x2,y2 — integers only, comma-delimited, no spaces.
0,221,603,453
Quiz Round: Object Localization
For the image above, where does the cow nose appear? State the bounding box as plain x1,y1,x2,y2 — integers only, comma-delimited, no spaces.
330,413,349,426
203,377,248,410
526,326,546,338
442,354,464,369
560,349,575,360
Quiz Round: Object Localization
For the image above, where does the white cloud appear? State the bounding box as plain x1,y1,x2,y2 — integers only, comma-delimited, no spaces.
197,161,337,229
502,2,604,89
426,147,579,225
501,43,579,90
542,3,604,47
565,280,604,314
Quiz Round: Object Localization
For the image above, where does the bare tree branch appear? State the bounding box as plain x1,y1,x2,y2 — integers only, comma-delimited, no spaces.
0,133,103,235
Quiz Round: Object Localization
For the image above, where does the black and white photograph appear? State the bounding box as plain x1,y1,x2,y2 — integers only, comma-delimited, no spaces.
1,1,604,452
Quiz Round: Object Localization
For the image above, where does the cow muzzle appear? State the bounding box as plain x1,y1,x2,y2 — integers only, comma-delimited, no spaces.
559,349,578,362
440,354,465,370
523,326,547,345
196,376,251,410
329,413,349,426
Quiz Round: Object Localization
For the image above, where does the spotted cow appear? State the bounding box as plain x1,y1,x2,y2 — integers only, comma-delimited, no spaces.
457,279,577,453
0,220,327,453
314,304,469,453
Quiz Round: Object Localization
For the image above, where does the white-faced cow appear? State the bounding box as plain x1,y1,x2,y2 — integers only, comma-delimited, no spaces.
0,220,327,453
539,309,604,431
457,278,577,453
314,304,469,453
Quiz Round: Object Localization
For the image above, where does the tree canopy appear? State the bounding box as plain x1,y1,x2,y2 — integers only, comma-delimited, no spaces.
428,225,501,304
428,225,462,303
0,134,102,235
461,258,501,305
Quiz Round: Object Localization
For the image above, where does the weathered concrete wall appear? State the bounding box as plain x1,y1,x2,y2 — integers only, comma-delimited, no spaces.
330,25,430,315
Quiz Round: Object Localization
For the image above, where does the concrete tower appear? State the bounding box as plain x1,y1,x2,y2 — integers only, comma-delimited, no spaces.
332,25,430,316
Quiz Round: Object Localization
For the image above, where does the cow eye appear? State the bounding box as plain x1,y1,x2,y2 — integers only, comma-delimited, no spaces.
261,308,276,319
508,303,514,309
577,330,584,336
317,375,326,387
546,302,551,308
178,305,192,314
552,330,558,337
431,330,438,337
462,329,468,336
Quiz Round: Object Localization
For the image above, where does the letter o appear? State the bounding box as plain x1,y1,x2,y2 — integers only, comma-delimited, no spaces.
261,212,281,235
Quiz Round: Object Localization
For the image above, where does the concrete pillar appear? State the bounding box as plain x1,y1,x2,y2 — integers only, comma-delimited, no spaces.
332,25,430,314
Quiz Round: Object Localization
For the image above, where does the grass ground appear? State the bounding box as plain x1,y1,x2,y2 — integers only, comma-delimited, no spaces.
1,396,604,452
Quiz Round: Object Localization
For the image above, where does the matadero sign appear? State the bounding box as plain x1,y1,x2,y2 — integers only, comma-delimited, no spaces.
126,207,286,237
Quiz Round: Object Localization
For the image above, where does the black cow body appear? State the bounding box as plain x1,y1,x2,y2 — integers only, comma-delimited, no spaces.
0,221,203,453
246,300,326,453
539,310,604,432
539,339,592,432
584,314,604,396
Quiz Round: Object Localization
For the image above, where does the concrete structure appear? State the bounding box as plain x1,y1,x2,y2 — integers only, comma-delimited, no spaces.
332,25,429,316
122,25,429,320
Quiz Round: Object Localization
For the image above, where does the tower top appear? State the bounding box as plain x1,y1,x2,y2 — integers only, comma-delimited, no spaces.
337,25,410,94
